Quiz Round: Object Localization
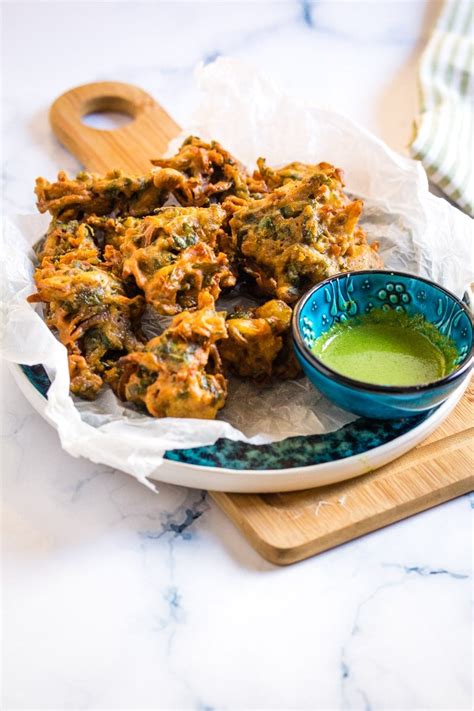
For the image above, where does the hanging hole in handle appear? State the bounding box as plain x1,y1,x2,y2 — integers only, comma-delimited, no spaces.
82,111,134,130
80,95,137,131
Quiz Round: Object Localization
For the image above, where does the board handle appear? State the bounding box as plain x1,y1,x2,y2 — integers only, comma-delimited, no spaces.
49,81,182,174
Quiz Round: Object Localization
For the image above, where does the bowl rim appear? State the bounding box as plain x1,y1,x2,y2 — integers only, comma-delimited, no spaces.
292,269,474,395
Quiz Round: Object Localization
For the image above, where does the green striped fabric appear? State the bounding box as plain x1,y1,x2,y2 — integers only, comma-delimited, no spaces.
410,0,473,216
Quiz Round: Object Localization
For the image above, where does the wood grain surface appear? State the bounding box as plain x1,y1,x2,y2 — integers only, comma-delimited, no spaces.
50,81,181,173
49,81,474,566
211,382,473,564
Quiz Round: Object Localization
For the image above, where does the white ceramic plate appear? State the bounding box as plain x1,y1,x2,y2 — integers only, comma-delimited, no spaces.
10,362,468,493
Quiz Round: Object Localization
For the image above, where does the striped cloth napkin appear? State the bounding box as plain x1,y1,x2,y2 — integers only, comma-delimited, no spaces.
410,0,473,216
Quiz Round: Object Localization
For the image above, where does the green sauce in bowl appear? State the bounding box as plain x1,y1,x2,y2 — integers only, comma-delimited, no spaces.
311,310,459,387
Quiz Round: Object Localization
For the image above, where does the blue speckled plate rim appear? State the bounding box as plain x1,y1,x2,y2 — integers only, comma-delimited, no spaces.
19,363,432,471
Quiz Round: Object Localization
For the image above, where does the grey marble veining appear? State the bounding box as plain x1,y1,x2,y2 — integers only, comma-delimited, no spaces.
1,1,471,709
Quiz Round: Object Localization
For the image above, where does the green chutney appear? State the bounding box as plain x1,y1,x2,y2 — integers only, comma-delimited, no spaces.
311,310,458,387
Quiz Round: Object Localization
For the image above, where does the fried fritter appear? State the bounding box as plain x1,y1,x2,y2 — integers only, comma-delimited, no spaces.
36,216,134,282
124,241,234,315
151,136,252,206
231,165,382,303
35,170,168,221
219,299,300,380
106,293,228,418
28,251,144,397
36,220,98,261
252,159,334,192
120,205,235,314
120,204,226,254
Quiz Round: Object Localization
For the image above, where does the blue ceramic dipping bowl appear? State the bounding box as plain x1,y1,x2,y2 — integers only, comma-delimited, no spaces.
292,270,473,419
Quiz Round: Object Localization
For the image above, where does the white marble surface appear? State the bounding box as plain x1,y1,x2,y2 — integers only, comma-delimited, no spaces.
1,1,472,709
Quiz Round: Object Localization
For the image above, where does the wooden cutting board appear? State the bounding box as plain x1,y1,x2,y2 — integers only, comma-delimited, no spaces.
213,386,473,564
49,81,473,565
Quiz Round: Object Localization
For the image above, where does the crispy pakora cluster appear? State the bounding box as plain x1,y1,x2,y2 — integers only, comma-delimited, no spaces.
30,136,382,417
119,205,235,314
220,300,300,381
232,162,382,303
107,293,227,419
29,221,145,399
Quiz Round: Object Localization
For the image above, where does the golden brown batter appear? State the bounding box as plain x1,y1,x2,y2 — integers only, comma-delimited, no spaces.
30,137,383,418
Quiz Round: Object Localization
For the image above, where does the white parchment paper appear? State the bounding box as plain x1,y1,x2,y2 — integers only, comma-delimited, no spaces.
1,59,473,484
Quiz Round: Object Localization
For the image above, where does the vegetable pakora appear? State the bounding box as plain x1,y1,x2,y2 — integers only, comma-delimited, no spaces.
219,299,301,380
151,136,255,207
120,205,236,313
107,293,228,418
36,170,163,221
231,163,382,303
28,245,144,399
